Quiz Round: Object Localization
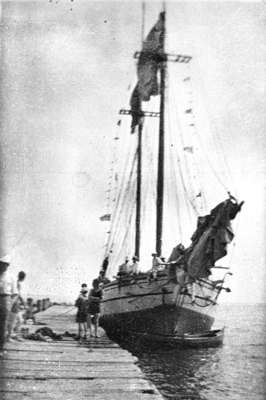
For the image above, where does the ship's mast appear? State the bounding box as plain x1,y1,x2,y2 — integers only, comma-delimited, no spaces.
135,123,142,259
134,2,145,259
156,10,166,256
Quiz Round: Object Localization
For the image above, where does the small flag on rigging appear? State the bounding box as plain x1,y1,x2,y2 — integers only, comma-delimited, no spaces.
183,146,194,153
99,214,111,221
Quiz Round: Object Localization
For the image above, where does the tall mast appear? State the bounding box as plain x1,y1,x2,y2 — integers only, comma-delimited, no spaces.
134,2,145,259
135,124,142,259
156,10,166,256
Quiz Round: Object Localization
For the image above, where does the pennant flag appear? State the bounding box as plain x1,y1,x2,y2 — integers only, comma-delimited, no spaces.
185,108,192,114
130,84,143,133
196,192,202,198
137,12,164,101
184,146,194,153
183,76,191,82
99,214,111,221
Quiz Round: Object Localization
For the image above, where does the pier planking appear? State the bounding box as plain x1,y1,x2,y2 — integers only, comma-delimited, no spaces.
0,305,163,400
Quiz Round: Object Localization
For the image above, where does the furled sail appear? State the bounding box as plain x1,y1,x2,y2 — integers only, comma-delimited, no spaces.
137,11,164,101
185,196,244,278
130,12,164,133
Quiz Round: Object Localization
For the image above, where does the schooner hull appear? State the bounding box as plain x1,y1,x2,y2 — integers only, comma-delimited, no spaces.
100,274,217,338
100,303,214,338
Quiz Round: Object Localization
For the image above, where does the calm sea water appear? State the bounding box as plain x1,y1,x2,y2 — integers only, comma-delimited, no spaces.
123,304,266,400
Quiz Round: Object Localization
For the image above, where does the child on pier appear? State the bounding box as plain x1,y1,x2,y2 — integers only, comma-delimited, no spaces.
75,287,88,341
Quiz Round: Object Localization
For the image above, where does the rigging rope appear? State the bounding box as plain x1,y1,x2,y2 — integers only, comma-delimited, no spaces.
107,150,138,272
167,66,199,218
102,77,138,258
106,130,136,246
108,150,137,250
170,65,205,214
187,60,237,196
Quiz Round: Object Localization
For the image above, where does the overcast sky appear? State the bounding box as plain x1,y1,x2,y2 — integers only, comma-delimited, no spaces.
0,1,265,303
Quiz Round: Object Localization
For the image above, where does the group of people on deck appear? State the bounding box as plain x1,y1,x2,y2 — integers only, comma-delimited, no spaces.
115,244,195,304
117,255,139,276
117,246,186,280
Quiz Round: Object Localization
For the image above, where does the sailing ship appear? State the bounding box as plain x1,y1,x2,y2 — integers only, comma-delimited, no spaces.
98,8,243,341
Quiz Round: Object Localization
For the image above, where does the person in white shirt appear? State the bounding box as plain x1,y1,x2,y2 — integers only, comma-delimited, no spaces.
0,255,17,355
151,253,166,279
6,271,26,342
128,256,139,275
118,257,130,276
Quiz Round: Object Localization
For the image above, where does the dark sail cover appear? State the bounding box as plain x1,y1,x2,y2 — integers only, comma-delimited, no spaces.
186,197,244,278
130,85,143,133
137,12,164,101
130,12,164,132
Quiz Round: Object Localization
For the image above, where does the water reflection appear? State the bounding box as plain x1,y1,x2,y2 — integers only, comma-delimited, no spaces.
115,336,223,399
111,304,266,400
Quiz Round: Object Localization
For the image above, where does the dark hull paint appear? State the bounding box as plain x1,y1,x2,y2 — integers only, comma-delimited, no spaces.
100,303,214,339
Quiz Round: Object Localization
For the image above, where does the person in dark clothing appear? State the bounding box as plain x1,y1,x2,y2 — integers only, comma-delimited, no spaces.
75,288,88,341
87,279,103,338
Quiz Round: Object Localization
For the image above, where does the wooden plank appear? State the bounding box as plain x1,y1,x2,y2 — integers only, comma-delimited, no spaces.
0,369,144,378
1,358,137,365
1,392,162,400
4,347,134,356
2,378,157,391
1,364,140,373
2,353,137,362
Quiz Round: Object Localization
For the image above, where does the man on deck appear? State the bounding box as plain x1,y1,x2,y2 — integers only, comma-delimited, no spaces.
117,257,130,276
151,252,166,279
128,256,139,275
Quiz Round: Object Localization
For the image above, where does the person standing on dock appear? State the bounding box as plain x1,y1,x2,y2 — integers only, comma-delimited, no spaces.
6,271,26,342
23,297,37,324
75,287,89,342
0,255,17,356
87,279,103,338
81,283,88,292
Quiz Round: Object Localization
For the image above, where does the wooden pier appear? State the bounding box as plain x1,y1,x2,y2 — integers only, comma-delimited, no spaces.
0,305,163,400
